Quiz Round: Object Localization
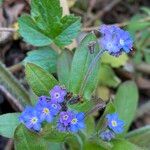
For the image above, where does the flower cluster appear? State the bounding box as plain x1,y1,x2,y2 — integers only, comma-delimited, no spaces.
19,85,85,133
99,24,133,56
100,113,125,141
57,111,85,133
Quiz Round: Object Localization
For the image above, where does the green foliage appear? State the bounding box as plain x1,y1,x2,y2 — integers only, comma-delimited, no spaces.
24,47,58,73
41,124,69,142
127,7,150,64
0,61,31,105
101,53,128,68
19,0,81,47
114,81,138,134
99,64,121,88
69,33,101,100
0,113,20,138
57,50,73,87
14,124,48,150
25,63,58,96
96,102,115,131
112,139,143,150
126,125,150,149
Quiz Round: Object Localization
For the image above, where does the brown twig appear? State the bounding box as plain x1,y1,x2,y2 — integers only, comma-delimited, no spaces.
136,101,150,119
0,85,23,111
84,0,122,27
8,63,23,73
135,63,150,75
0,27,16,32
82,16,150,32
4,139,14,150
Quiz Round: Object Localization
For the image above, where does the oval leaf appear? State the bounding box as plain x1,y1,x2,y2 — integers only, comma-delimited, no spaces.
69,33,101,100
24,47,58,73
14,124,48,150
57,50,73,86
126,125,150,149
114,81,138,134
0,113,20,138
25,63,58,96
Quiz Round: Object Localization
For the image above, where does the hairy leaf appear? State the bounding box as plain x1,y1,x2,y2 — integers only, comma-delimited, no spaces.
126,125,150,149
0,61,31,105
57,50,73,86
14,124,48,150
69,33,101,100
112,139,143,150
99,64,121,88
19,0,81,47
25,63,58,96
114,81,138,134
24,47,58,73
101,53,128,68
0,113,20,138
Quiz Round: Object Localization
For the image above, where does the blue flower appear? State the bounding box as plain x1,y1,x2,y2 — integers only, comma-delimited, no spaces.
99,24,133,56
19,106,42,132
100,129,115,141
50,85,67,103
36,99,54,123
106,113,124,134
117,30,133,53
69,112,85,133
49,101,62,116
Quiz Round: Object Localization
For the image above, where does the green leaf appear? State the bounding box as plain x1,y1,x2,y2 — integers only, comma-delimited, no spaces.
19,15,53,47
126,125,150,149
114,81,138,134
14,124,48,150
99,64,121,88
96,102,115,131
25,63,58,96
112,139,143,150
101,53,128,68
48,143,62,150
85,116,95,136
57,50,73,86
69,33,101,100
83,140,105,150
54,15,81,47
66,135,83,150
24,47,58,73
19,0,81,47
40,123,69,142
0,113,20,138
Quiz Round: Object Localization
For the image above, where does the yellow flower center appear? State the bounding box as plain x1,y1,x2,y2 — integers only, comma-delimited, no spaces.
71,118,77,124
31,117,38,124
43,108,50,114
111,120,117,127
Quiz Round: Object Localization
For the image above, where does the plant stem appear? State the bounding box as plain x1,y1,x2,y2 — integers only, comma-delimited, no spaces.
79,49,105,95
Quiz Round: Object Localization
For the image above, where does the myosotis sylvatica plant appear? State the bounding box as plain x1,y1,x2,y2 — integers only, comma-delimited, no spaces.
0,0,147,150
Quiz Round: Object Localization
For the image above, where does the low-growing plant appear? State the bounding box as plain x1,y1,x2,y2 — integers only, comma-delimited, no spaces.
0,0,149,150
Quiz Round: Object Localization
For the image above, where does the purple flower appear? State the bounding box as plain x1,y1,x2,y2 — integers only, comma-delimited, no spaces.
57,121,68,132
19,106,42,132
69,112,85,133
50,85,67,103
106,113,125,134
100,129,115,141
99,24,133,56
59,111,73,126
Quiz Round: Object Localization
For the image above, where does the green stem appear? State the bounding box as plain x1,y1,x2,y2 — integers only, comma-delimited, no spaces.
0,61,31,106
